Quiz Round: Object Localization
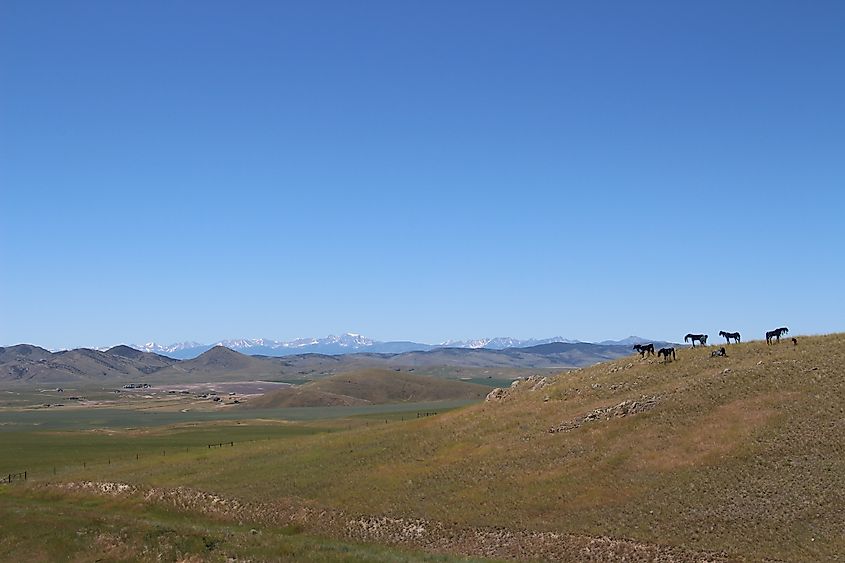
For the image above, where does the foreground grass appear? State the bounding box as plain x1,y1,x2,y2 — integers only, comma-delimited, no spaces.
0,487,489,562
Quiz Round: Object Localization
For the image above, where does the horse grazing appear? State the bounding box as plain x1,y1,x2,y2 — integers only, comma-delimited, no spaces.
684,333,708,347
633,343,655,357
719,331,741,344
657,347,676,362
766,327,789,345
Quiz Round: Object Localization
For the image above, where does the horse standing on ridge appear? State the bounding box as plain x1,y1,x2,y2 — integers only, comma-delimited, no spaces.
766,327,789,344
633,343,655,357
719,331,741,344
684,333,708,347
658,347,676,362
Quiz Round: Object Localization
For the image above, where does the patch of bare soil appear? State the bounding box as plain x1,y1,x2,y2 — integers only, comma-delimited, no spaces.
548,395,662,433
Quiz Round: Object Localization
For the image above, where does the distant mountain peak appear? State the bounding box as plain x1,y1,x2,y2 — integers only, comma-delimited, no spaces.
439,336,581,349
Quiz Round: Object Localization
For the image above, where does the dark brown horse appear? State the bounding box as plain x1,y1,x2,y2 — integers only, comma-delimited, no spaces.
719,331,741,344
633,343,655,357
766,327,789,344
684,333,708,347
658,347,676,362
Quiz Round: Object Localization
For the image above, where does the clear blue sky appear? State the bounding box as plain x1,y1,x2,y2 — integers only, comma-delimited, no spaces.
2,1,844,349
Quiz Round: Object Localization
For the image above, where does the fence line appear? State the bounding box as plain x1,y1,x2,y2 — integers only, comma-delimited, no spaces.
2,471,26,484
4,414,419,484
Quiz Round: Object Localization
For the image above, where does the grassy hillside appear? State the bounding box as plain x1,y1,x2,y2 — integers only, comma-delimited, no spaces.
249,387,373,408
8,334,844,560
249,369,492,407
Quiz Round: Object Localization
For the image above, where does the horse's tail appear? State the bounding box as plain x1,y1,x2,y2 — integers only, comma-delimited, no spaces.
684,334,690,343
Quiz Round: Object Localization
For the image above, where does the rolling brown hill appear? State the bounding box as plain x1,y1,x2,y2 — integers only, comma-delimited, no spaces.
0,345,177,383
104,345,178,370
249,368,491,407
150,346,289,382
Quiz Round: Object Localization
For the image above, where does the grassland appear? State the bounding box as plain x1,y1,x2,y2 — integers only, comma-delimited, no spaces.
0,486,491,562
3,334,843,561
249,369,492,407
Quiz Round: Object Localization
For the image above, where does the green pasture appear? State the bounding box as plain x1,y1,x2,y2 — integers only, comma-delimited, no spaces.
0,400,476,477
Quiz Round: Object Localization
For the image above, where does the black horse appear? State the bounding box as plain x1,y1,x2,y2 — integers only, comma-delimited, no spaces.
711,346,727,357
658,347,676,361
766,327,789,345
684,333,708,347
718,331,741,344
633,343,655,357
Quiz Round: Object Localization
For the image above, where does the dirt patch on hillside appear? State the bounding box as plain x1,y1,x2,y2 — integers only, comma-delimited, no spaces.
548,395,662,433
633,393,792,472
49,481,728,562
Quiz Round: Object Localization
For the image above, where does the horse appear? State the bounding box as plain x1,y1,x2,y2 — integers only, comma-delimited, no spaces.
657,347,676,362
766,327,789,345
633,343,655,357
792,337,798,346
718,331,741,344
711,346,727,357
684,333,708,347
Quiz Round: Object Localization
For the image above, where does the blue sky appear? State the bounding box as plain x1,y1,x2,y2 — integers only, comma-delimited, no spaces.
1,1,844,349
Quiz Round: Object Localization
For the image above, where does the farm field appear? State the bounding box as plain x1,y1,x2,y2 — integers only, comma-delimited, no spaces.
0,400,475,475
2,334,844,561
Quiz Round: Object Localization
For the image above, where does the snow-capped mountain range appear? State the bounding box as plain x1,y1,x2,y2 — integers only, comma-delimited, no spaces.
123,333,656,360
439,336,582,349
